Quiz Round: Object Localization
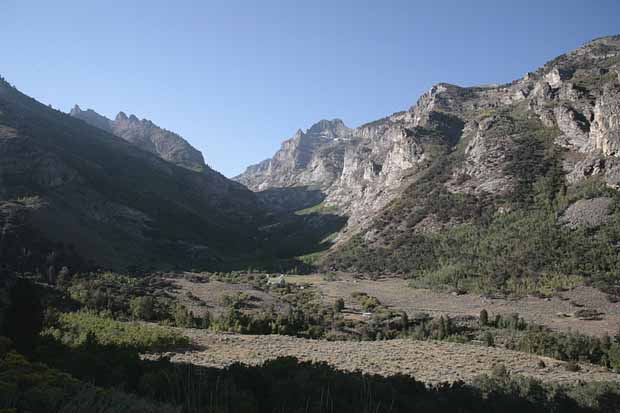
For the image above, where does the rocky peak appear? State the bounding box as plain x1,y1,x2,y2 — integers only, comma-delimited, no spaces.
70,104,82,116
71,107,206,172
235,119,353,192
306,119,350,139
70,105,114,132
115,111,128,122
237,34,620,241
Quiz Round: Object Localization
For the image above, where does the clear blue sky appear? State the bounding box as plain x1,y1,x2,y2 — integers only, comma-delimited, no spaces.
2,1,619,177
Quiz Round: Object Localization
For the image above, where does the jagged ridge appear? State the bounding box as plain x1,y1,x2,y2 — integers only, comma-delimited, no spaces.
70,105,206,172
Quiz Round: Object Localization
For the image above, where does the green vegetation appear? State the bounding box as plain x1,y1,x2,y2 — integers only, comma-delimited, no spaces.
7,339,620,413
294,201,338,216
66,272,191,321
469,309,620,371
325,110,620,297
334,297,345,312
43,311,189,351
351,291,381,311
0,345,178,413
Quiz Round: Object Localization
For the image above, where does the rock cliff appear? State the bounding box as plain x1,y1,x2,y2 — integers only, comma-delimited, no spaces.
237,36,620,237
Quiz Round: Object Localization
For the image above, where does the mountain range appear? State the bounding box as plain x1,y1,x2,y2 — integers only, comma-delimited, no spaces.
236,35,620,289
70,105,207,172
1,35,620,281
0,78,262,271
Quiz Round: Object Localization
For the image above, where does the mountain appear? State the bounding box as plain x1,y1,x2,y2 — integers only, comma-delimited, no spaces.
70,105,206,172
0,77,262,271
237,119,351,192
235,104,465,229
238,35,620,291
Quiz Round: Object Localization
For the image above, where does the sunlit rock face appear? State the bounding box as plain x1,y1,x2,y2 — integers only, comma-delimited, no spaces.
237,35,620,236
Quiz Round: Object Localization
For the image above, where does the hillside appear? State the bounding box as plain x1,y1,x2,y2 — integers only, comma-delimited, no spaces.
70,105,207,172
238,36,620,294
0,77,263,271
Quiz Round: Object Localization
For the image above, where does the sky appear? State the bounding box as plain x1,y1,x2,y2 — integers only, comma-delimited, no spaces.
1,1,619,177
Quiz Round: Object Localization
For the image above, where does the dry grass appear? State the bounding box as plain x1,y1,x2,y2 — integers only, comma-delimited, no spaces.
169,278,286,317
153,329,620,385
155,273,620,385
284,274,620,337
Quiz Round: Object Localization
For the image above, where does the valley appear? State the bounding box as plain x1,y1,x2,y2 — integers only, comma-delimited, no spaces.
155,329,620,384
3,33,620,412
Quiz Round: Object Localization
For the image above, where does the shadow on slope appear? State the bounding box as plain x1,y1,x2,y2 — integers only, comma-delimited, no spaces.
257,185,327,213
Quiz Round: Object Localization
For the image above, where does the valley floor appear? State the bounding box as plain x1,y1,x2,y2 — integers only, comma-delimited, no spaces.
173,273,620,337
285,274,620,337
153,329,620,385
145,272,620,386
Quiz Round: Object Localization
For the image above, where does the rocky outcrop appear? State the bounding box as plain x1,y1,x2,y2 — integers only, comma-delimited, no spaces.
448,117,515,195
591,83,620,156
70,105,206,172
237,35,620,241
236,93,465,226
560,197,613,229
553,105,591,152
236,119,351,191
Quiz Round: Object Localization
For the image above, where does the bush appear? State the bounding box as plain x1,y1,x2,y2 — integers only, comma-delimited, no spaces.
479,309,488,326
0,348,177,412
3,278,43,354
43,311,189,351
565,361,581,372
608,343,620,372
172,304,194,328
334,298,345,313
351,292,381,312
491,363,509,378
130,296,155,321
517,327,606,366
483,331,495,347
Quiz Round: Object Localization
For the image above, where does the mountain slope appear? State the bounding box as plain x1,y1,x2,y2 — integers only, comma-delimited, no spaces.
324,35,620,292
238,36,620,220
239,35,620,293
0,77,262,270
70,105,206,172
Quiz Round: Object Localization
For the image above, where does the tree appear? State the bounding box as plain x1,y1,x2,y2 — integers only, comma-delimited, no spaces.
173,303,193,327
130,296,155,321
57,266,71,287
480,309,489,326
608,343,620,372
334,298,345,313
200,311,211,329
437,316,447,340
483,331,495,347
401,311,409,330
3,278,43,354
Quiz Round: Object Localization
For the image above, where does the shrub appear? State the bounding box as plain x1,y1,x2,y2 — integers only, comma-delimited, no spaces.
479,309,489,326
130,296,155,321
43,311,189,351
565,361,581,372
350,292,381,312
3,278,43,354
172,304,194,328
0,349,177,412
483,331,495,347
491,363,509,378
608,343,620,372
334,298,345,313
